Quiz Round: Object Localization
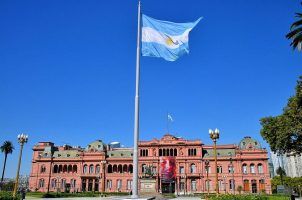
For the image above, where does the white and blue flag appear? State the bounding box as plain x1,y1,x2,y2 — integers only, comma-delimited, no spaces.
141,14,202,61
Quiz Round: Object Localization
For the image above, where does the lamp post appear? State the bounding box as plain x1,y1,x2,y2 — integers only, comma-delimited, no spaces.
205,160,210,195
209,128,220,195
13,134,28,198
100,160,107,193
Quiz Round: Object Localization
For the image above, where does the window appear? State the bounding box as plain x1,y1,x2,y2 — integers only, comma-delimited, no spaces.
40,165,46,173
218,179,224,190
259,179,265,191
96,165,100,173
228,166,234,173
258,164,263,174
117,179,122,191
229,179,235,190
127,180,132,190
242,164,247,174
39,179,45,188
89,165,94,174
83,165,88,174
51,179,57,188
191,180,197,191
205,180,211,191
159,149,162,156
250,164,255,174
205,166,211,173
71,179,76,188
217,166,222,173
188,148,197,156
107,180,112,189
179,166,185,174
61,179,66,190
190,164,196,173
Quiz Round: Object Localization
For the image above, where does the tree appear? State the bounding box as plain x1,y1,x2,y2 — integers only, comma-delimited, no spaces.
0,141,14,182
286,12,302,51
260,76,302,154
276,166,286,185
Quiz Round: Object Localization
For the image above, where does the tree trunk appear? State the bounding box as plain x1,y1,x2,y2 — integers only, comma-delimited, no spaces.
1,153,8,182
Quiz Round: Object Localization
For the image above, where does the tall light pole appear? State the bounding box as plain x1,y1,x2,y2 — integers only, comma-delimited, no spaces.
101,160,107,194
205,160,210,195
13,134,28,198
209,128,220,195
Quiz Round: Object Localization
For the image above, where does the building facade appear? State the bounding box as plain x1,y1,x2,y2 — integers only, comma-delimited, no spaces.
29,134,271,194
271,152,302,178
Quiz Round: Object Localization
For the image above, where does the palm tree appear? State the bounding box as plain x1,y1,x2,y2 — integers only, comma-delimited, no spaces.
1,141,14,182
286,12,302,51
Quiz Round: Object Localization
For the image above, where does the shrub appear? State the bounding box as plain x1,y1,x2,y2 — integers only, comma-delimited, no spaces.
0,191,21,200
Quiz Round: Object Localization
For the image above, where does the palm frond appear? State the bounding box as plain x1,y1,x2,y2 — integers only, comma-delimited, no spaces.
291,33,302,50
286,27,302,39
291,19,302,30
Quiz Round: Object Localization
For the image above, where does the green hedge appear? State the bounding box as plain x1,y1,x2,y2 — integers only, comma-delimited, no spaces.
208,194,290,200
0,191,20,200
40,191,129,198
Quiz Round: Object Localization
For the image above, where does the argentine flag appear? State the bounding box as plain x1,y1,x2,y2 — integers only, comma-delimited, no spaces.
141,14,202,61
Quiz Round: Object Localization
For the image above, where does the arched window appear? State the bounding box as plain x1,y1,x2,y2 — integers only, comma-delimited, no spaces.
140,149,143,156
83,165,88,174
113,165,117,173
96,165,100,173
146,149,148,156
89,165,94,174
123,164,128,173
228,165,234,173
68,165,72,173
167,149,170,156
257,164,263,174
118,164,123,173
71,179,76,188
129,164,133,173
205,166,211,173
39,179,45,188
250,164,255,174
61,179,66,190
217,166,222,173
229,179,235,190
174,149,177,156
53,165,58,173
51,179,57,188
163,149,166,156
40,165,46,173
159,149,162,156
242,164,247,174
205,180,211,191
190,164,196,173
107,164,113,173
63,165,67,173
218,179,224,190
73,165,77,173
58,165,63,173
170,148,173,156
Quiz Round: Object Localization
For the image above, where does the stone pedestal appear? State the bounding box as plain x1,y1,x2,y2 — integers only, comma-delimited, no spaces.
140,179,156,193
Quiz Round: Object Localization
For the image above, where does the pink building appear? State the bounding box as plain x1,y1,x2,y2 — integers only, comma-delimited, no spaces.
29,134,271,194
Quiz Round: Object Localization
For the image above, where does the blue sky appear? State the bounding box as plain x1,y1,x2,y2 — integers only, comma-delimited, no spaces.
0,0,301,178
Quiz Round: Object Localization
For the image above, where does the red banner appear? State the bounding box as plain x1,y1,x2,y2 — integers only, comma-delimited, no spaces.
160,157,176,181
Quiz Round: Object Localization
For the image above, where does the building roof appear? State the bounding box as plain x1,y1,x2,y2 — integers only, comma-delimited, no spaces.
239,136,262,150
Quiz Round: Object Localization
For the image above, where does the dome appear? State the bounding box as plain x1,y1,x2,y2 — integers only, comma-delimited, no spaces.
239,136,261,150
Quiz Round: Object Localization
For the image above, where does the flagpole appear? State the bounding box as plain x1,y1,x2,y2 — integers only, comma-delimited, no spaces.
132,0,141,198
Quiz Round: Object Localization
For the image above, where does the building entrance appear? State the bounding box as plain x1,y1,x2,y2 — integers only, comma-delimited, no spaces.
161,181,175,193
